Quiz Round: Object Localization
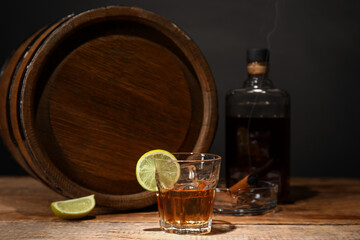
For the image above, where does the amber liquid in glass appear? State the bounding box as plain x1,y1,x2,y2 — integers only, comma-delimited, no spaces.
157,187,215,225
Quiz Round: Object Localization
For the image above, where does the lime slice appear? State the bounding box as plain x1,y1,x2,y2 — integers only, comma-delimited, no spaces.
136,149,180,192
51,194,95,220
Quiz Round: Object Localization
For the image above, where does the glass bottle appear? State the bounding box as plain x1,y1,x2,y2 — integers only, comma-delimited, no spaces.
225,48,290,202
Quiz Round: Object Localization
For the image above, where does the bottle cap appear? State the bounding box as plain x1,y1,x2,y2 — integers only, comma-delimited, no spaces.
247,48,270,63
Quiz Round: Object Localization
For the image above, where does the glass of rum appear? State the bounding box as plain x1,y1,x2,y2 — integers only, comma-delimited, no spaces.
154,153,221,234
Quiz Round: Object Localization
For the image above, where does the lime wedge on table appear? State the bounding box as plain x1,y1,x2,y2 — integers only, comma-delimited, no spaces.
136,149,180,192
51,194,95,220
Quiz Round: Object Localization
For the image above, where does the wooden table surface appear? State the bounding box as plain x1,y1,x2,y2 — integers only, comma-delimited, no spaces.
0,177,359,239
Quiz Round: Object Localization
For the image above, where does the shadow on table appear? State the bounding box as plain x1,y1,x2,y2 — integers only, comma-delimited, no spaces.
143,227,161,232
209,220,236,235
143,220,235,235
282,186,318,204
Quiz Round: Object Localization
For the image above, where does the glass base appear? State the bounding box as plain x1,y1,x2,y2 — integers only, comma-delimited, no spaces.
213,202,276,215
159,219,212,234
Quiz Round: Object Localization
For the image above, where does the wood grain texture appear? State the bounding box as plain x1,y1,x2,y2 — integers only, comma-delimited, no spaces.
0,6,217,210
0,222,359,240
0,177,359,239
47,35,192,195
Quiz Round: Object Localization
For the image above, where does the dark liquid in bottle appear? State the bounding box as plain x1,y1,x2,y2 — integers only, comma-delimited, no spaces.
226,116,290,202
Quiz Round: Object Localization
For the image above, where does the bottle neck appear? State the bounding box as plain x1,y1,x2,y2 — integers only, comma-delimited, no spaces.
243,62,273,89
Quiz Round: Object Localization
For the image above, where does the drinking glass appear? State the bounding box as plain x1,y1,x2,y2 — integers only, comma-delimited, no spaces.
155,152,221,234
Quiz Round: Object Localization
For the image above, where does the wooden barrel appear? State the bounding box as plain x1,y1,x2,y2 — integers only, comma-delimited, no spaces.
0,6,217,210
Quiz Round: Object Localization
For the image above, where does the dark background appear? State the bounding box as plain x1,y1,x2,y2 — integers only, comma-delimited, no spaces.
1,0,359,177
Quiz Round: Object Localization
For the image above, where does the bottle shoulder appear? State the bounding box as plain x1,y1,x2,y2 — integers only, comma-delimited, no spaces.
226,87,289,98
226,87,290,109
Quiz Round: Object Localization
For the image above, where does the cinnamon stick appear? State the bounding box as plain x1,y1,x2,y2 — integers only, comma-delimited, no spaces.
229,174,258,194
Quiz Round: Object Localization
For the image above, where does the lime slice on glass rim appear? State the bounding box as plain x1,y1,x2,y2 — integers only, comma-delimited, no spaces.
51,194,95,220
136,149,180,192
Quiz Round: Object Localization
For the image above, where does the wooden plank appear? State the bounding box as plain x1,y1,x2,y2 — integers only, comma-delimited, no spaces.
0,221,359,240
1,177,360,225
1,177,360,239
